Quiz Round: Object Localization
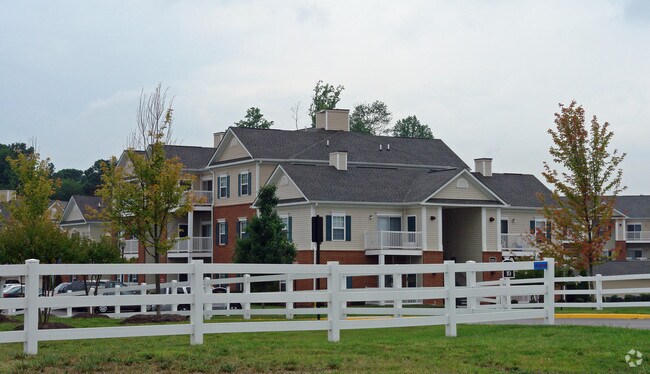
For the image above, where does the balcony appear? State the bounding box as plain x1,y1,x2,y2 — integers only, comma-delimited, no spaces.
501,234,538,257
168,236,212,257
181,190,213,209
364,231,422,256
626,231,650,242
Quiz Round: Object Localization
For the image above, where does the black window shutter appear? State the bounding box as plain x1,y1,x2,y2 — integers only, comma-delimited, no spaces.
345,215,352,241
546,222,552,239
248,172,252,195
529,220,535,234
288,217,293,243
326,215,332,241
236,221,240,238
237,174,241,197
224,222,229,245
217,178,221,199
226,175,231,198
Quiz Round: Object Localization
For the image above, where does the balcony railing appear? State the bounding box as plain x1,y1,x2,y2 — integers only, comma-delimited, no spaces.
500,234,538,257
170,236,212,254
626,231,650,242
123,239,139,256
189,190,213,205
364,231,422,250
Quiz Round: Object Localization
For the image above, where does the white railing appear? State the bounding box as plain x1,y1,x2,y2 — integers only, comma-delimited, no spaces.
191,190,213,205
501,234,537,256
626,231,650,241
170,237,212,254
0,259,556,355
364,231,422,250
123,240,139,256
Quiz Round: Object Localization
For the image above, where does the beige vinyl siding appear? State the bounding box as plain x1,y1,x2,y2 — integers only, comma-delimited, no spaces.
615,219,626,241
219,136,250,161
316,206,402,251
485,208,498,251
258,163,276,188
66,203,85,222
434,175,493,201
88,224,106,241
501,209,543,236
275,205,312,250
425,206,441,251
275,174,304,201
213,162,257,207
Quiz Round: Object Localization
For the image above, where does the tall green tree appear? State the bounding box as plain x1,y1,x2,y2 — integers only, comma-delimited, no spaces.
95,83,193,303
308,80,344,127
350,101,392,135
234,107,274,129
0,143,34,189
537,101,626,275
233,185,296,264
82,159,110,195
392,115,434,139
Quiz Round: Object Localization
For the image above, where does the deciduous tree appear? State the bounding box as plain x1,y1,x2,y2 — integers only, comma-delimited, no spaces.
234,107,274,129
350,101,392,135
391,116,434,139
537,101,626,275
308,80,344,127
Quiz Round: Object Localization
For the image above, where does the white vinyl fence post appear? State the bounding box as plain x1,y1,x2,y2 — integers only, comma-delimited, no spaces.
466,261,477,313
393,272,402,318
225,286,231,317
24,259,40,355
171,280,178,312
115,285,121,315
443,260,457,337
498,278,506,309
327,261,341,342
190,260,205,345
285,273,294,320
203,277,210,320
140,283,148,313
243,274,251,320
543,258,555,325
66,290,73,317
595,274,603,310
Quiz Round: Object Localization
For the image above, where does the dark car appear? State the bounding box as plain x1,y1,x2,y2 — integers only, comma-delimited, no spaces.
54,281,88,295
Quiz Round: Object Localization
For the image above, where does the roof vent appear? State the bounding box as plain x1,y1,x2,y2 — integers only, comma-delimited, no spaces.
326,140,330,147
387,144,390,151
329,151,348,171
474,158,493,177
379,144,383,151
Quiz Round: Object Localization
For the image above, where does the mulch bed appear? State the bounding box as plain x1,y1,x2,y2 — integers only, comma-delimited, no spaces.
14,322,73,330
0,314,19,323
72,312,110,319
121,314,188,325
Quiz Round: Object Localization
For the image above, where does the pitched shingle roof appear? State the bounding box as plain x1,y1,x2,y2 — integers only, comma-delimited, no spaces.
613,196,650,218
217,127,469,169
278,164,482,204
163,145,216,170
472,173,552,208
66,195,104,222
593,261,650,276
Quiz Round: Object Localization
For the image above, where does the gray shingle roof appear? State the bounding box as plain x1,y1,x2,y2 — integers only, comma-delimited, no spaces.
65,195,104,222
593,261,650,276
472,173,552,208
163,145,216,170
613,196,650,218
218,127,469,169
278,164,477,204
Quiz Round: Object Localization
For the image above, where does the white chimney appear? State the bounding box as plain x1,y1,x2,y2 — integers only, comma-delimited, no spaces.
474,158,493,177
315,109,350,131
213,132,225,147
329,151,348,171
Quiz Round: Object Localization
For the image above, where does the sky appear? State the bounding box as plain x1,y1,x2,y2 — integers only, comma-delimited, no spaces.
1,1,649,194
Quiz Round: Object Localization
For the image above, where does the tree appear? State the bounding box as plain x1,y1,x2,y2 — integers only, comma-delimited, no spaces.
308,80,344,127
95,83,193,305
0,151,74,324
0,143,34,189
233,185,296,264
391,116,434,139
537,101,626,275
82,159,110,196
350,101,392,135
234,107,274,129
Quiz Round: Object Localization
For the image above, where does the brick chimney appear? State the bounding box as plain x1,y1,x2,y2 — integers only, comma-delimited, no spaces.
315,109,350,131
474,158,492,177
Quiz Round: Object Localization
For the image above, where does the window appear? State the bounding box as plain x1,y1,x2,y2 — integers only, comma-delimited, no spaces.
218,175,229,199
201,179,213,191
237,219,248,239
627,249,642,259
218,221,228,245
239,172,250,196
332,214,345,241
280,215,292,242
456,178,468,189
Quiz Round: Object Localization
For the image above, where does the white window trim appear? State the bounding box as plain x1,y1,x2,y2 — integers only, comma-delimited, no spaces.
238,218,248,239
240,171,250,195
332,213,346,241
218,220,227,245
218,174,228,198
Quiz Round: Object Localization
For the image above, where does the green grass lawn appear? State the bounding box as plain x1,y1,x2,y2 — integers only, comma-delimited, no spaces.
555,306,650,314
1,314,649,373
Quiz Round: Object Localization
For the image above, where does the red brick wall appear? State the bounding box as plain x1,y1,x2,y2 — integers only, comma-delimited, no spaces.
482,251,504,282
213,204,257,263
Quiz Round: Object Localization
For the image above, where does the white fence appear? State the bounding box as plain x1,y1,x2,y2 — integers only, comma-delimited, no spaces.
1,259,557,355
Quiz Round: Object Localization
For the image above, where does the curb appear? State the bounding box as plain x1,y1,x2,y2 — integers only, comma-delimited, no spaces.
556,313,650,320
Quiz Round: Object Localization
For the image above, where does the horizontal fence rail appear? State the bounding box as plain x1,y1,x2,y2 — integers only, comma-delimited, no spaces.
0,257,642,354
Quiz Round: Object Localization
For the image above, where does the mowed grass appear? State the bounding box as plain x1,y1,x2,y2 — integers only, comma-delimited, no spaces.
1,314,649,373
555,306,650,314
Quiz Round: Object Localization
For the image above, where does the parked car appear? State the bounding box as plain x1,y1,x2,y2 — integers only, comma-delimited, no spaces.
212,287,242,310
155,286,242,311
95,289,151,313
54,281,89,295
2,284,24,298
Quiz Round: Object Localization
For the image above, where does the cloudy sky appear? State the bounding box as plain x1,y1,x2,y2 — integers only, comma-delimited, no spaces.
1,1,649,193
